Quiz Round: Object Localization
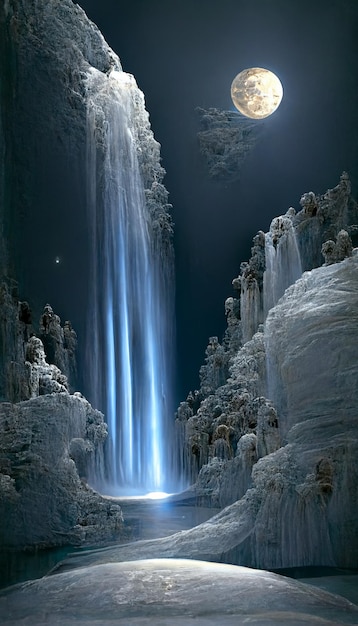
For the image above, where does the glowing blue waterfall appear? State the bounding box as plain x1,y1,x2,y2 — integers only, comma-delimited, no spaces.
86,69,173,493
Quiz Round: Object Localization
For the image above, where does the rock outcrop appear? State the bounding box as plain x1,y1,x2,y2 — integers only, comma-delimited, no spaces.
0,393,123,548
0,268,122,549
0,284,123,549
0,279,33,403
0,0,174,545
39,304,78,392
0,283,77,403
176,329,265,503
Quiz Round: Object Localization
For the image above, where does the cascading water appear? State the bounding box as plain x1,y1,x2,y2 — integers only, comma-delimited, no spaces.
240,278,262,344
263,215,302,413
263,216,303,318
85,68,173,494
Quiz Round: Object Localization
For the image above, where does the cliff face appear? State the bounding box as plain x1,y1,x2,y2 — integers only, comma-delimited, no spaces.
0,280,78,403
0,0,113,291
173,175,358,569
255,254,358,568
0,0,173,344
0,282,123,548
0,0,173,546
176,175,357,496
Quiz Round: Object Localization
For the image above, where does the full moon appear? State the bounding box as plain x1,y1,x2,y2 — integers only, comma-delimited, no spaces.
231,67,283,119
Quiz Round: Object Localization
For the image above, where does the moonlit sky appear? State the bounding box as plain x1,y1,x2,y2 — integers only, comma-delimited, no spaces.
77,0,358,402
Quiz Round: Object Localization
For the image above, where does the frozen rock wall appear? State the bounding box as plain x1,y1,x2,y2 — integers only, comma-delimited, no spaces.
176,175,357,496
0,284,123,549
0,280,77,403
0,394,123,549
0,0,174,539
0,0,173,392
232,253,358,569
0,0,174,546
174,176,358,568
0,279,33,403
265,254,358,440
0,0,115,294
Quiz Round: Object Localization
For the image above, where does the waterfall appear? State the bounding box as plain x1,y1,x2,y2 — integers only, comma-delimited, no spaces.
263,215,302,417
263,216,302,318
85,68,173,494
240,278,262,344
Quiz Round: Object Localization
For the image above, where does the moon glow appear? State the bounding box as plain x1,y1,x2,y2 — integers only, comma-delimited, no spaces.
231,68,283,119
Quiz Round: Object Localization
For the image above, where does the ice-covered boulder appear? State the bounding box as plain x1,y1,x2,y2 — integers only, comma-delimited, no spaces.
0,393,122,548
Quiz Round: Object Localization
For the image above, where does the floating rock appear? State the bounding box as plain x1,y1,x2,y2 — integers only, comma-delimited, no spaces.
196,107,264,182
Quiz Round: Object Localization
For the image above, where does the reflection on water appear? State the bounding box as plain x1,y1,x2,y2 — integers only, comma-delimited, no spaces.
0,499,218,590
2,499,358,608
0,546,77,590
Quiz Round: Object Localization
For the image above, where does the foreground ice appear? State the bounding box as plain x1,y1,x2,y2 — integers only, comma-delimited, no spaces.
0,558,357,625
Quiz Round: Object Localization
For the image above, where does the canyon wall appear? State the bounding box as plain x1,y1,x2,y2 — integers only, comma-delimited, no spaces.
0,0,173,546
171,175,358,568
71,187,358,570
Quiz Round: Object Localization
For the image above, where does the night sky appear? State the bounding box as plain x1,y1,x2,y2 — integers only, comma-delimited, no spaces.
76,0,358,403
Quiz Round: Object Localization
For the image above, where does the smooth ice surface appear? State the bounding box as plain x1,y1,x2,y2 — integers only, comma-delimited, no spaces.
86,69,172,492
1,559,357,625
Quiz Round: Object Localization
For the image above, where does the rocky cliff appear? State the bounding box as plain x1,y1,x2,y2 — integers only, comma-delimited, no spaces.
0,0,175,493
0,0,173,363
0,0,174,548
0,283,123,548
169,175,358,569
176,174,357,496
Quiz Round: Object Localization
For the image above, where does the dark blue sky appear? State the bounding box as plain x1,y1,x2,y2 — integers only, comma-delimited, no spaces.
78,0,358,402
